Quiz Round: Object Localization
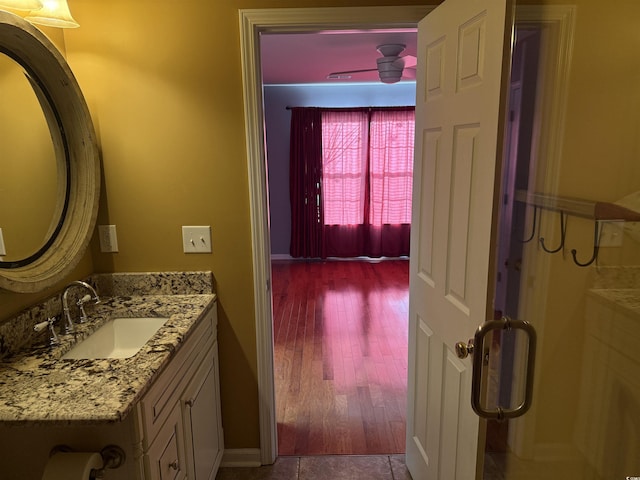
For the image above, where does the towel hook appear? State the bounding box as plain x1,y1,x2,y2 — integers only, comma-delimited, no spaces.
539,211,567,254
571,221,600,267
519,205,538,243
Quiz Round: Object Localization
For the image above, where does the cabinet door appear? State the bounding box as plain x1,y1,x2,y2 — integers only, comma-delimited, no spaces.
145,403,187,480
183,343,223,480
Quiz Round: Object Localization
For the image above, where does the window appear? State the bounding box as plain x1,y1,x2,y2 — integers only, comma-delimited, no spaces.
321,111,368,225
321,108,414,227
289,106,414,259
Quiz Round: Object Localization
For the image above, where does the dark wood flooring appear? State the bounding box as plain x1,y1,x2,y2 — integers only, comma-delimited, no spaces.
271,259,409,456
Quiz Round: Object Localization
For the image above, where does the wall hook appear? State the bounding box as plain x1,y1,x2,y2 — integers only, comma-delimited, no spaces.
570,221,601,267
539,211,567,254
519,205,538,243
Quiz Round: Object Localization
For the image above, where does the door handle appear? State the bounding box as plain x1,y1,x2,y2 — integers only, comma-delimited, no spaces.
458,316,537,420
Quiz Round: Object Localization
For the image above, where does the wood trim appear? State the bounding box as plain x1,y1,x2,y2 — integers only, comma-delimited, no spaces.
239,9,277,467
270,254,294,261
515,5,576,199
507,5,577,459
220,448,262,468
516,190,640,221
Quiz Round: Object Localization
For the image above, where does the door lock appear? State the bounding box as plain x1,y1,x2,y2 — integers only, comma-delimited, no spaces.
455,339,474,359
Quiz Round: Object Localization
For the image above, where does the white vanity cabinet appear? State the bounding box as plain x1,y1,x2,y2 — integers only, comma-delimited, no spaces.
0,295,222,480
137,303,223,480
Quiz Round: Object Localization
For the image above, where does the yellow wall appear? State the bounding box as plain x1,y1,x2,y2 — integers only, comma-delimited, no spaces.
0,0,432,450
3,0,639,457
3,0,638,460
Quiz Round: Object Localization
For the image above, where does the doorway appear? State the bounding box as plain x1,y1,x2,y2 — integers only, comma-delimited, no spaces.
239,6,432,464
260,33,417,456
261,30,415,456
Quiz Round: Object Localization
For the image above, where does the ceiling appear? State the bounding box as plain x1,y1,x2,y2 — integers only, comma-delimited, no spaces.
259,29,418,85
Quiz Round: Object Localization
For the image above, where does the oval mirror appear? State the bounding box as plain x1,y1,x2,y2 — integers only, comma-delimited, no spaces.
0,51,66,264
0,11,99,293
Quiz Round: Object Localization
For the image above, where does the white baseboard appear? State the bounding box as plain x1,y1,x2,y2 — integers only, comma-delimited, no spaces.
220,448,263,467
269,254,410,262
270,254,293,260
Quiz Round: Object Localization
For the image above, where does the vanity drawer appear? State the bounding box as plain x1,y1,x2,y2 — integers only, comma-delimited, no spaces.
138,305,217,447
144,402,186,480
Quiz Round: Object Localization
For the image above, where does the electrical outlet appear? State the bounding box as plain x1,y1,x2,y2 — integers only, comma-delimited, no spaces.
182,226,212,253
98,225,119,252
598,220,624,248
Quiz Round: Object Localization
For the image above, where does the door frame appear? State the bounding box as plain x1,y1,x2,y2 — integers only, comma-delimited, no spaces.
238,5,433,464
505,4,575,460
238,3,574,467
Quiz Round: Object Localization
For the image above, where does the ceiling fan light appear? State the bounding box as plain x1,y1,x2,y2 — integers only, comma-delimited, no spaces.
0,0,41,10
377,56,403,71
377,44,406,57
379,70,402,84
25,0,79,28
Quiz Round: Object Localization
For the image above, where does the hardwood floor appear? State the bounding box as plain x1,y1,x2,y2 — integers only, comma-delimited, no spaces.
271,259,409,456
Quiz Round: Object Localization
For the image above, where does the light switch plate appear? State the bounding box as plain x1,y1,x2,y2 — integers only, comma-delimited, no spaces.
98,225,119,252
598,220,624,248
0,228,6,256
182,226,212,253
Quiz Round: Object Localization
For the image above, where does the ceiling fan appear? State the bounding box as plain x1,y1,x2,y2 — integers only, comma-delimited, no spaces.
327,44,417,84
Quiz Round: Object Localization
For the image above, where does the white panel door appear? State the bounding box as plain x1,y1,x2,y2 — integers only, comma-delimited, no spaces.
406,0,509,478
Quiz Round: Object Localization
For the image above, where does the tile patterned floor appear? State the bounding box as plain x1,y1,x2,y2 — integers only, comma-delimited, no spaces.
215,455,412,480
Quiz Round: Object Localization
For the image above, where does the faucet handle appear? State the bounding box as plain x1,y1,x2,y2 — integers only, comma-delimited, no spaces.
34,317,60,346
77,294,93,305
34,319,50,333
76,294,94,324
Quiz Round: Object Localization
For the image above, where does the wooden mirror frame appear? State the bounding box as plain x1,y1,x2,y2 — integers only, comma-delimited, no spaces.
0,11,99,293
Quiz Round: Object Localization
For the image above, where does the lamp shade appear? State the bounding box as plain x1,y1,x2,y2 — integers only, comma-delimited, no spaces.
0,0,42,10
25,0,78,28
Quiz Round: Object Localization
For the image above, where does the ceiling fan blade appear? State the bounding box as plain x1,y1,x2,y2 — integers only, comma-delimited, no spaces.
328,68,379,76
402,68,416,80
399,55,417,69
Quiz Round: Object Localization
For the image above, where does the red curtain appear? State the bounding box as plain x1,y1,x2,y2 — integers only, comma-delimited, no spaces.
323,108,413,257
291,107,415,258
289,107,325,258
366,108,414,256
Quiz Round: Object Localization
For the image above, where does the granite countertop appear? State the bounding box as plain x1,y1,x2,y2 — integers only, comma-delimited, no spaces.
588,288,640,318
0,293,216,426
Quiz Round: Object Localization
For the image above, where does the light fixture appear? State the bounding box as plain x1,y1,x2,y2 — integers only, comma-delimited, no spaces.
0,0,42,10
25,0,79,28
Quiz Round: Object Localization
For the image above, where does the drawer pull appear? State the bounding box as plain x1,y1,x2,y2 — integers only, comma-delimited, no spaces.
169,460,179,470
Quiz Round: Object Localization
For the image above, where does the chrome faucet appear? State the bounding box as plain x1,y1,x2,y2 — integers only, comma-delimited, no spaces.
34,316,60,346
62,280,101,334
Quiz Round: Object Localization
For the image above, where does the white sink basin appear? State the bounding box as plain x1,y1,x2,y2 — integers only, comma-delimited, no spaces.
62,317,169,359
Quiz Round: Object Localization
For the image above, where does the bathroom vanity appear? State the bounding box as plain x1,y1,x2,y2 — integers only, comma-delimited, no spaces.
138,299,223,480
0,272,223,480
574,283,640,478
